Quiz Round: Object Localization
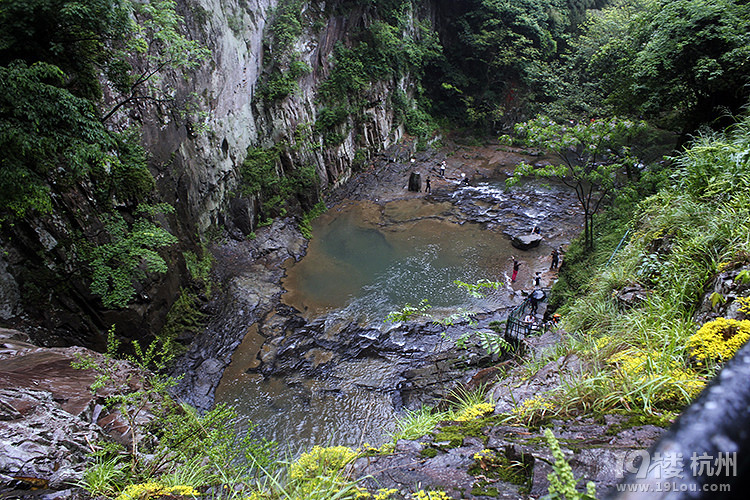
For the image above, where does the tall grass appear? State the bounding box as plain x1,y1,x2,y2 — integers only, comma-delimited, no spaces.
538,116,750,418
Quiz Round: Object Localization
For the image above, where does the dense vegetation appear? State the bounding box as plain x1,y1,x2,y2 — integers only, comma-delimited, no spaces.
0,0,208,314
4,0,750,497
532,114,750,420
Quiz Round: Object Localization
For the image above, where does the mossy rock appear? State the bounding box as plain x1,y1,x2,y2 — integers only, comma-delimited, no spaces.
468,449,532,486
432,417,495,449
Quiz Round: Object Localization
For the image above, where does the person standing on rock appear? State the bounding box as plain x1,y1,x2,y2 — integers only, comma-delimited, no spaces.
425,176,431,194
440,160,446,177
533,271,542,287
511,257,521,283
550,247,560,270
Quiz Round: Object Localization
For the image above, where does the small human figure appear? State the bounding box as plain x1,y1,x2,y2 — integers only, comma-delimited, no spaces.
529,288,546,315
511,257,521,283
533,272,542,288
425,176,431,194
530,226,541,235
550,247,560,270
529,294,539,315
440,160,446,177
523,314,535,334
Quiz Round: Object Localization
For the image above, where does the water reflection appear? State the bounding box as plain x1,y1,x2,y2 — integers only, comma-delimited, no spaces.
281,199,530,324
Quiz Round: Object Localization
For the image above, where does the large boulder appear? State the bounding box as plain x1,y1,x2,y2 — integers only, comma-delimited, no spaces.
511,233,543,250
0,329,155,490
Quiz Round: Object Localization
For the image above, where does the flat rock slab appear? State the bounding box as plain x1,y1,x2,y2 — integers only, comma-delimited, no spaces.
511,234,543,250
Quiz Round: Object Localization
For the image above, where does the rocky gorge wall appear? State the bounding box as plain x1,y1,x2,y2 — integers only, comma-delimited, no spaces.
0,0,437,344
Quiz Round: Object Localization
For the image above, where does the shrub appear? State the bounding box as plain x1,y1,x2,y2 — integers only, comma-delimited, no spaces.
116,483,199,500
289,446,357,480
688,318,750,365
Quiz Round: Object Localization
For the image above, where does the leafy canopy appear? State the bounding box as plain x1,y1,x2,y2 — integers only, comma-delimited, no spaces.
85,205,178,309
568,0,750,131
0,61,112,217
507,116,646,249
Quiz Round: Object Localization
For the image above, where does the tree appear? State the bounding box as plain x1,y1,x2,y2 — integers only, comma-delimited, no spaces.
0,0,132,99
0,61,112,217
425,0,569,130
506,116,646,250
0,0,209,310
568,0,750,133
102,0,211,121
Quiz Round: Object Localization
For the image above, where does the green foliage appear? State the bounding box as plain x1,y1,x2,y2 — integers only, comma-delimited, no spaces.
84,205,178,309
258,57,311,102
269,0,304,53
318,43,369,105
104,0,211,121
240,144,320,219
75,330,279,496
299,200,327,239
544,117,750,416
78,455,127,497
157,288,205,357
385,299,432,323
391,89,436,138
673,117,750,201
508,115,647,250
389,407,446,443
476,331,514,356
568,0,750,131
426,0,570,131
454,279,501,298
543,429,596,500
0,61,112,217
0,0,132,99
312,6,442,141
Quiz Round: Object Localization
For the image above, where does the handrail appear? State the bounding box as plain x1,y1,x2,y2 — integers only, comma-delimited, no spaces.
605,229,631,267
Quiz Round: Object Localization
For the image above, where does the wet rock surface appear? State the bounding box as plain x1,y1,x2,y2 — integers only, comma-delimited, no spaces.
0,329,154,495
350,327,667,499
694,264,750,324
512,233,543,250
170,218,307,411
178,141,582,415
351,414,665,499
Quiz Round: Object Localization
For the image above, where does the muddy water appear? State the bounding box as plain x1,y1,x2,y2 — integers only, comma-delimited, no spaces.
281,198,547,324
214,158,585,452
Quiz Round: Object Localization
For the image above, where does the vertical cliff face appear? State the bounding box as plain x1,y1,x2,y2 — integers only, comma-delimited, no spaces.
0,0,439,345
140,0,435,234
155,0,429,234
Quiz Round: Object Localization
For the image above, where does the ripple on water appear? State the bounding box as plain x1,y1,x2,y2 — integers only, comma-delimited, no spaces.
281,199,535,323
216,196,560,452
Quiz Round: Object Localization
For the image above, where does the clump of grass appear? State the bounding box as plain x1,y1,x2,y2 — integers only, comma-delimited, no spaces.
537,116,750,419
389,406,447,443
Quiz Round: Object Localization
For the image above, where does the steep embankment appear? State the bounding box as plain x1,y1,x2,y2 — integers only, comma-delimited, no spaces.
0,0,438,346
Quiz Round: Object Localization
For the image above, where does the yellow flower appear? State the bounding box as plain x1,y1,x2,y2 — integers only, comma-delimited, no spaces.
454,403,495,421
116,483,199,500
688,318,750,363
411,490,451,500
374,488,398,500
289,445,357,480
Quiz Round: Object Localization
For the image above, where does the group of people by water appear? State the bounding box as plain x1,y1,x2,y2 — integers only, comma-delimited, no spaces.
511,242,565,335
408,158,473,195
